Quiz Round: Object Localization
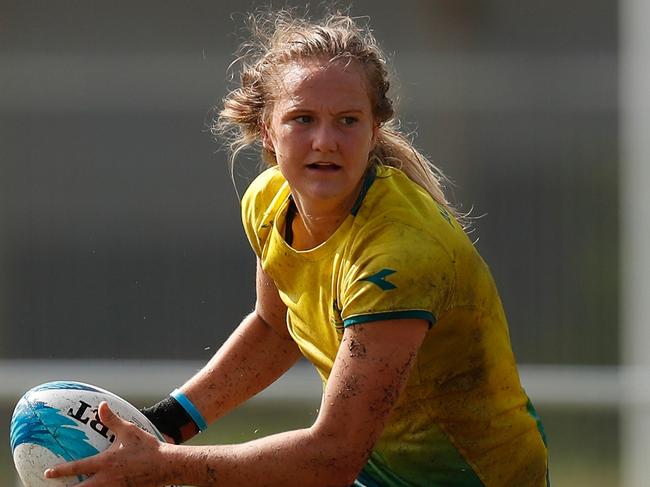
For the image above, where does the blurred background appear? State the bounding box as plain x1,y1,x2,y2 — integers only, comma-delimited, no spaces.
1,0,642,485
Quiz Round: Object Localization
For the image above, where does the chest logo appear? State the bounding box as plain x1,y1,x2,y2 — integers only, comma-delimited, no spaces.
360,268,397,290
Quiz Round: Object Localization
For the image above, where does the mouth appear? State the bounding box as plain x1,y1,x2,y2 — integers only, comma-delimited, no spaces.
306,162,341,171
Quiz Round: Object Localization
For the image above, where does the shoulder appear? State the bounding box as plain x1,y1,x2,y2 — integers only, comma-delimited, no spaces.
344,214,457,297
241,166,287,211
354,165,466,257
241,166,289,256
340,166,477,300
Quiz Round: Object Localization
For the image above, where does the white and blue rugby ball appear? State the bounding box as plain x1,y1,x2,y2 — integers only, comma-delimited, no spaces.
10,380,176,487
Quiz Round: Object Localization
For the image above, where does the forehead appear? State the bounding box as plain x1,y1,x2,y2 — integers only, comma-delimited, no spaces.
271,59,371,109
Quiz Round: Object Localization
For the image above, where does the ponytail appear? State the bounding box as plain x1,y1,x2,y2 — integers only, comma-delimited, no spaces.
372,121,452,212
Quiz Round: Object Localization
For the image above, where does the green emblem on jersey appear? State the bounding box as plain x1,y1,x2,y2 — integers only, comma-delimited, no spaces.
360,268,397,291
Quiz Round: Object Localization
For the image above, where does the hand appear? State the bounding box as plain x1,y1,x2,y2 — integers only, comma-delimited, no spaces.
45,401,174,487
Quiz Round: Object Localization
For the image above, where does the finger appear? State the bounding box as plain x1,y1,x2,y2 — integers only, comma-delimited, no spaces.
44,454,100,479
44,403,125,480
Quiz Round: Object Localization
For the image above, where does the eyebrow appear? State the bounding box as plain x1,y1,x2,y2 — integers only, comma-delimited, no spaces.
284,105,366,115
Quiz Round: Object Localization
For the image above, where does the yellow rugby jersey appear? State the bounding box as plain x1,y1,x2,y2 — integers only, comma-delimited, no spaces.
241,165,549,487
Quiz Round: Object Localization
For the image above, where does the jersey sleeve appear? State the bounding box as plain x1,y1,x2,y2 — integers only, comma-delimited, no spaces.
339,221,455,328
240,166,287,258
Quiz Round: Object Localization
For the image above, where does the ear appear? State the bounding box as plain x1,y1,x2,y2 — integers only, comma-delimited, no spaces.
261,123,275,153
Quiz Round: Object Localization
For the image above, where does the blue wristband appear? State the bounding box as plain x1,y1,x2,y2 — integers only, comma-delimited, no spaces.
170,389,208,432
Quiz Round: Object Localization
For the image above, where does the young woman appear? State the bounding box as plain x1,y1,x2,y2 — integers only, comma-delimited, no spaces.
46,10,549,487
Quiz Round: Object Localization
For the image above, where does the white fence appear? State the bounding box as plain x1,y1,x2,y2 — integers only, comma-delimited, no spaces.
0,360,636,408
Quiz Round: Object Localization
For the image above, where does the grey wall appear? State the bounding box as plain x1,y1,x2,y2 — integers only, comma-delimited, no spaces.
0,0,618,363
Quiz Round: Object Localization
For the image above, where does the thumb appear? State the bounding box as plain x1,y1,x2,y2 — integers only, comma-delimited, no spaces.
97,401,128,431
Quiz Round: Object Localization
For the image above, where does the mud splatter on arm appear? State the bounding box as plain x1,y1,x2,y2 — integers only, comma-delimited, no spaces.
312,319,428,475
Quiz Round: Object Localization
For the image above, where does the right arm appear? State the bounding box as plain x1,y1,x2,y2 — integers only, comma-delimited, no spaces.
160,258,303,438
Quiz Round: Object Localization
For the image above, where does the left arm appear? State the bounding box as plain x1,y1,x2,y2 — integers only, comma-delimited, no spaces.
46,319,428,487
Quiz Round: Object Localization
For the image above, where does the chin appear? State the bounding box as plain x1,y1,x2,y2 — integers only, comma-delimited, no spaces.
305,184,353,202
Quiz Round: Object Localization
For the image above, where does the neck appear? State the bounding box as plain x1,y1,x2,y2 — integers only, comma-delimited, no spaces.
290,196,352,249
288,167,372,249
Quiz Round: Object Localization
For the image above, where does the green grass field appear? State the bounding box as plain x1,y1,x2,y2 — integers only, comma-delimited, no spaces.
2,401,618,486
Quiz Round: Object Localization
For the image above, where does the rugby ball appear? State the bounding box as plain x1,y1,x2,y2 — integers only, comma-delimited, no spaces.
10,381,177,487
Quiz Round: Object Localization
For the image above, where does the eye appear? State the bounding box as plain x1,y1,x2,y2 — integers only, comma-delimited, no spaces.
340,116,358,126
294,115,313,124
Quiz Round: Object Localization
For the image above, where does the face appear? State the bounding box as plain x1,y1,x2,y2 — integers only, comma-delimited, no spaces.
263,59,378,212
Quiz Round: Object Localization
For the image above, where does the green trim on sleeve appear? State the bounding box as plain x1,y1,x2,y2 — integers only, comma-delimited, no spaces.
343,310,435,327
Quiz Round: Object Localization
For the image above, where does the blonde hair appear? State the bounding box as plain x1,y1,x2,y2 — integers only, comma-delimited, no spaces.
214,9,455,215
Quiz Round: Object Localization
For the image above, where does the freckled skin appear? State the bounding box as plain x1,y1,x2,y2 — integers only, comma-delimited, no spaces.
264,60,378,212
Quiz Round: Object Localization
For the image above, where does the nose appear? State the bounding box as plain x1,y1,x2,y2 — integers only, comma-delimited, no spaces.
311,122,338,153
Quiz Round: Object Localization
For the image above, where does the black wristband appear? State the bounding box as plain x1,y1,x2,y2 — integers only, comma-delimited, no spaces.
140,395,199,445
